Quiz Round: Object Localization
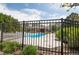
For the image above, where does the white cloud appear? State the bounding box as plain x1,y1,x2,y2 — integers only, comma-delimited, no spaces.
49,13,67,19
0,4,42,21
49,3,79,15
48,3,71,15
21,8,42,15
0,3,67,21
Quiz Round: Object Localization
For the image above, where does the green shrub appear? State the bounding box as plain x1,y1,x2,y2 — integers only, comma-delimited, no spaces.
3,40,20,48
2,40,21,54
56,27,79,48
0,43,2,50
0,42,3,50
22,45,37,55
9,41,21,49
3,46,13,54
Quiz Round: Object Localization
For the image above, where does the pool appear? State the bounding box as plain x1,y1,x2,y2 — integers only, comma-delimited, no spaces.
25,33,46,38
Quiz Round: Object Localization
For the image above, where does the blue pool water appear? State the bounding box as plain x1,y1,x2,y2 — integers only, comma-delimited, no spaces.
25,33,46,38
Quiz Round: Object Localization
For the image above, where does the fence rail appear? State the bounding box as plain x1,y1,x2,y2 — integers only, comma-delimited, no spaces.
0,18,79,55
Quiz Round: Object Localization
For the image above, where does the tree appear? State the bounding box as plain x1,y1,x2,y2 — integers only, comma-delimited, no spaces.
66,13,79,21
61,3,79,7
0,13,21,32
61,3,79,11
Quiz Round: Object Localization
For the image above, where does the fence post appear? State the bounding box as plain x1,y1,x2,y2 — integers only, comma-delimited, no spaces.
1,23,4,51
61,18,64,55
22,21,25,50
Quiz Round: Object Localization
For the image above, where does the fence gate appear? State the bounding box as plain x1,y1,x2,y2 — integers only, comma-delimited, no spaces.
0,19,79,55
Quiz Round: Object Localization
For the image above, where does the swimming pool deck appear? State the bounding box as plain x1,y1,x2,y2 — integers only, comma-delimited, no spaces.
15,33,61,48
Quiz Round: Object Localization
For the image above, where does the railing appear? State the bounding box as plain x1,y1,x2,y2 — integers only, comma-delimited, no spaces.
0,18,79,55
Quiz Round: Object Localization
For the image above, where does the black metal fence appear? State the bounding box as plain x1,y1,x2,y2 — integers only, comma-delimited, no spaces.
0,18,79,55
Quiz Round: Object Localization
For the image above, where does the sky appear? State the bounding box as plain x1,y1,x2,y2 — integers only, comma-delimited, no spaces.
0,3,79,21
